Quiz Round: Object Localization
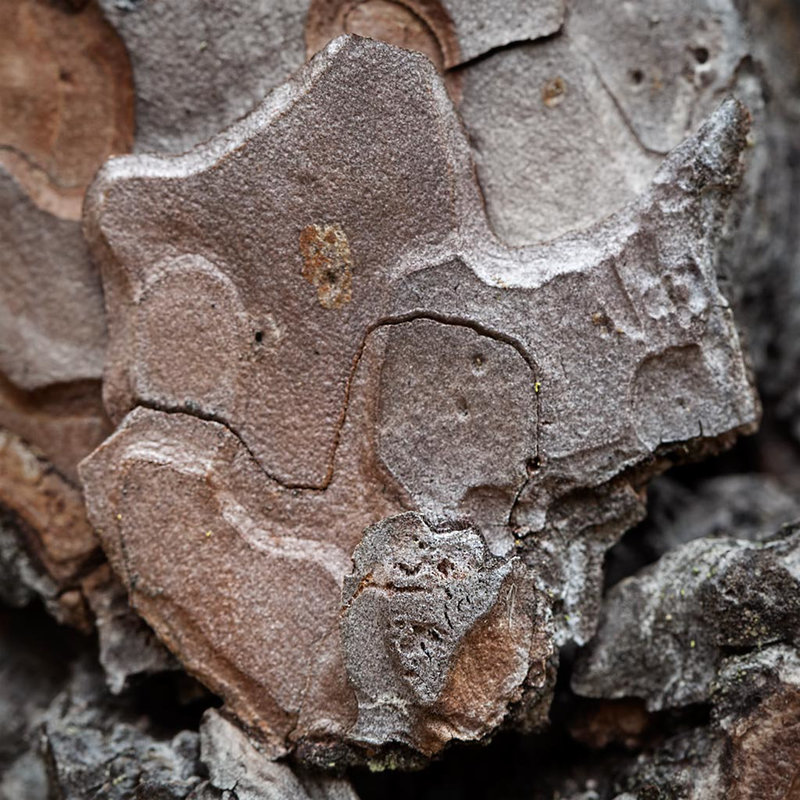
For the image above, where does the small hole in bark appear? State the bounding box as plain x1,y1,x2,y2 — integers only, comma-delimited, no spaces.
693,47,710,64
437,559,452,577
254,331,263,343
630,69,645,85
526,456,541,473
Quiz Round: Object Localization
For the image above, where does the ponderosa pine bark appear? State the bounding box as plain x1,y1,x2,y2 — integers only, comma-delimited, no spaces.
1,0,799,797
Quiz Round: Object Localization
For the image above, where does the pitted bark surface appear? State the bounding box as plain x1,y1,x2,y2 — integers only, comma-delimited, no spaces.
341,513,551,753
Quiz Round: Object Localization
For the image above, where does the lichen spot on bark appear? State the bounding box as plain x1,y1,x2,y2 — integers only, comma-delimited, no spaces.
299,223,354,309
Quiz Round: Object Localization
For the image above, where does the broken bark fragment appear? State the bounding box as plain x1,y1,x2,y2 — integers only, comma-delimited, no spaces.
195,710,360,800
40,657,204,800
549,510,800,799
573,525,800,710
80,36,758,761
81,563,178,694
714,645,800,800
603,645,800,800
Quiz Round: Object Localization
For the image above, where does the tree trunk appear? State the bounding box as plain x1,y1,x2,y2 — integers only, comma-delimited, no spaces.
1,0,799,797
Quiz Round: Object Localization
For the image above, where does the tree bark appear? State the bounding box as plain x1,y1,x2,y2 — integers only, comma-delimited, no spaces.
1,0,799,797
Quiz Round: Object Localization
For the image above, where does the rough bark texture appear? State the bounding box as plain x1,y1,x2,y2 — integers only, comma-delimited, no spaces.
1,0,799,796
78,35,756,762
0,0,126,642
